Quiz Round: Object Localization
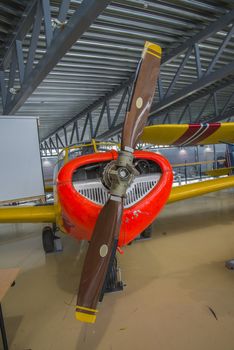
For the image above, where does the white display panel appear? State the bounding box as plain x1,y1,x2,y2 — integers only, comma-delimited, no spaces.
0,116,45,203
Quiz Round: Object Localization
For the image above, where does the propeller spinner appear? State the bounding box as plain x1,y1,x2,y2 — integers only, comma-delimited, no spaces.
76,41,162,323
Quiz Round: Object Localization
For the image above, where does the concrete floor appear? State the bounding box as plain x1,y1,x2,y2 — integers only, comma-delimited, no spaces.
1,189,234,350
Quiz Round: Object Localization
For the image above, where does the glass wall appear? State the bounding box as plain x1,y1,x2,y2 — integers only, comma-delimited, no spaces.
153,144,227,184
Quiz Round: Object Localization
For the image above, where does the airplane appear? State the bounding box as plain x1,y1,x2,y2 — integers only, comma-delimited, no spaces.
1,41,234,324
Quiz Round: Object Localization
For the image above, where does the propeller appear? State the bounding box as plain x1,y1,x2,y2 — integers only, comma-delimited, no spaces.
76,41,162,323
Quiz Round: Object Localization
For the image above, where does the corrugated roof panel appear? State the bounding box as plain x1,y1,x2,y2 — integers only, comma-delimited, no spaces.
1,0,234,141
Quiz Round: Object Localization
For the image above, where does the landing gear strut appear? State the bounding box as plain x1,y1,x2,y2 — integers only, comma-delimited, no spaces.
99,241,124,302
140,224,152,239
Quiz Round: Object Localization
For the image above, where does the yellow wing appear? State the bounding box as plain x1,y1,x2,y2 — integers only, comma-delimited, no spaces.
0,205,56,223
1,177,234,223
167,176,234,204
141,123,234,146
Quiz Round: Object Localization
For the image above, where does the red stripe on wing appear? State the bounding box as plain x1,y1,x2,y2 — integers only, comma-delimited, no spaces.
173,124,202,146
189,123,221,145
174,123,221,146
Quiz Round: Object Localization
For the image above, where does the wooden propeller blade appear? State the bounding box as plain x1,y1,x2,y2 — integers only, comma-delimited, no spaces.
76,41,162,324
121,42,161,151
76,197,123,323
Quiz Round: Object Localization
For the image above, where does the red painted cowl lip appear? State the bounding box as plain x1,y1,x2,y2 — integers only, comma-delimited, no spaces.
57,150,173,247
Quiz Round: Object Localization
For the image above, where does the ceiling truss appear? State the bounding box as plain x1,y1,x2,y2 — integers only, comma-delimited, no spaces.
41,8,234,153
1,1,234,154
0,0,111,115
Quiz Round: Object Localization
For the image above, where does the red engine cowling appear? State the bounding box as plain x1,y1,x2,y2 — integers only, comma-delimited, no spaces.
57,150,173,247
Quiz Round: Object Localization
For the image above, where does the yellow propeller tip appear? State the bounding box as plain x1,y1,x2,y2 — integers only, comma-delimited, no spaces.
76,311,97,323
144,41,162,56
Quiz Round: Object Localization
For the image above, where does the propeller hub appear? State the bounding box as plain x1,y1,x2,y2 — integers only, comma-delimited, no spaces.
118,167,130,180
102,152,139,197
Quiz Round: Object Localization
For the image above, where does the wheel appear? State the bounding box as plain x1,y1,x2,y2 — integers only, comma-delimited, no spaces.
140,224,152,239
42,226,54,253
105,257,118,292
99,256,124,302
225,259,234,269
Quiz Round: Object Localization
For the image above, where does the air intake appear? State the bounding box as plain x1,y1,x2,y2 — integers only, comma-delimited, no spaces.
73,173,161,208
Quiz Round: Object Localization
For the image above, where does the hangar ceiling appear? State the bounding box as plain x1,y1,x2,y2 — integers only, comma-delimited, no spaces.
0,0,234,153
0,1,28,57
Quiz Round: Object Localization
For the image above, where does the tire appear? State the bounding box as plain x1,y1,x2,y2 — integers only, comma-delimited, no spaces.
105,257,118,292
140,224,152,239
42,226,54,253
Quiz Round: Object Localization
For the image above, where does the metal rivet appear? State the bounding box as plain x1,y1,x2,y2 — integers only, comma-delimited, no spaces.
100,244,108,257
136,97,143,109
